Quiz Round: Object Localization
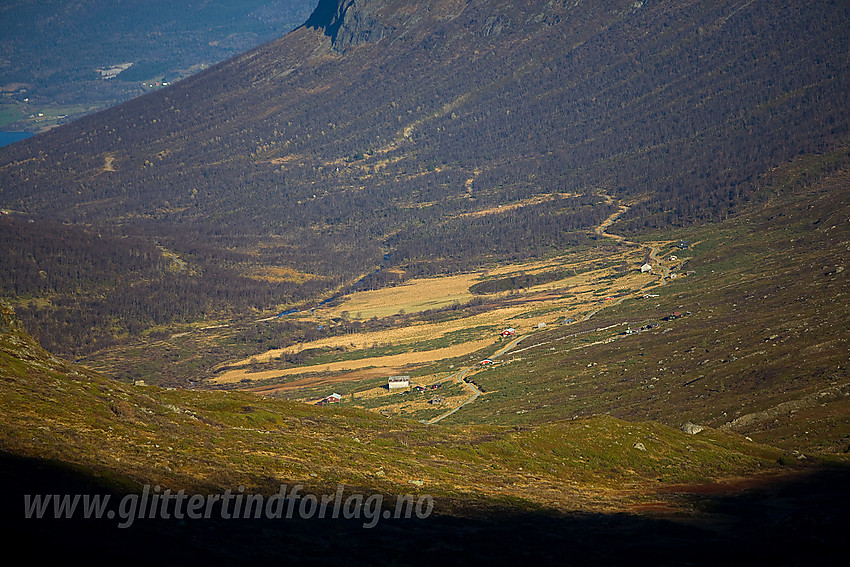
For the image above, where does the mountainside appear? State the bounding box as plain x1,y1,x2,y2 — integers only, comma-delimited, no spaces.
2,0,848,358
5,0,848,227
448,159,850,452
2,2,850,561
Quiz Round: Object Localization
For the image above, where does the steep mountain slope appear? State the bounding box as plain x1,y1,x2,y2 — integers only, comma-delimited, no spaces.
5,0,848,228
1,0,848,360
0,1,846,357
443,156,850,451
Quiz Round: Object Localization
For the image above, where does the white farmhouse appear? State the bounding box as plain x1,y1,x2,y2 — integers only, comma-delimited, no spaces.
388,376,410,389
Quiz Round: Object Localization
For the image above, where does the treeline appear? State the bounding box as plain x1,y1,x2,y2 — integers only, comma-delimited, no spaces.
228,293,502,367
470,272,566,295
387,194,613,276
0,216,346,357
0,216,168,296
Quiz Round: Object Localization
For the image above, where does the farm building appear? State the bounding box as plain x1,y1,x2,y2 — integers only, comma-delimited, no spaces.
641,263,653,273
316,393,343,405
388,376,410,389
501,328,516,337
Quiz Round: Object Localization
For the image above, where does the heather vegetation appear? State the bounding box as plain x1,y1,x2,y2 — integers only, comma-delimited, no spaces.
1,1,849,562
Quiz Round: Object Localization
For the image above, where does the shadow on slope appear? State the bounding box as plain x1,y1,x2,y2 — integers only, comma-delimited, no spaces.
2,451,846,566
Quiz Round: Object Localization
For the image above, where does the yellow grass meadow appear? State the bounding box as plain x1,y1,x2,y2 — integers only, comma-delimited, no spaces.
225,301,547,369
210,338,496,384
209,242,668,388
318,272,482,319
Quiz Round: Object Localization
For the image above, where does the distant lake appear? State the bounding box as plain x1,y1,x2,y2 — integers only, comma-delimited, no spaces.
0,132,33,148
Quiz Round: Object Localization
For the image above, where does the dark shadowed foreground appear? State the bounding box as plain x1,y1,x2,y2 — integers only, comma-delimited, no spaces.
2,452,846,566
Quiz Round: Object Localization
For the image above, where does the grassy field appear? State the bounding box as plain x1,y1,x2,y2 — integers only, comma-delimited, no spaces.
207,242,661,388
8,102,107,132
0,104,25,128
210,338,497,384
320,272,482,318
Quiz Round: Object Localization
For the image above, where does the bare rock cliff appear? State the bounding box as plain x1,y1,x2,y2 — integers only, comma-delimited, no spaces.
303,0,394,52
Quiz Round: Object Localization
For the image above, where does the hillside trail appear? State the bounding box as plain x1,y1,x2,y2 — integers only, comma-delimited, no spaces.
426,333,528,424
595,202,629,241
649,245,671,284
597,197,671,282
426,198,672,423
580,199,668,322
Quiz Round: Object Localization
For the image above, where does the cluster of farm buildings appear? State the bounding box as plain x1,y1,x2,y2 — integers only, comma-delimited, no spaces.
316,376,443,405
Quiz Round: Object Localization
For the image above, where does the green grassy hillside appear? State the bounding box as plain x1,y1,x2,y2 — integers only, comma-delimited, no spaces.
446,156,850,451
3,293,850,563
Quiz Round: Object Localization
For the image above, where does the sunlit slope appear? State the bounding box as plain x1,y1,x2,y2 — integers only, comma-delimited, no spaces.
1,299,811,506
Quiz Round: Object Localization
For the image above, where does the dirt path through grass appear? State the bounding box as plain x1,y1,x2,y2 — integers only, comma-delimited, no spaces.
426,333,528,424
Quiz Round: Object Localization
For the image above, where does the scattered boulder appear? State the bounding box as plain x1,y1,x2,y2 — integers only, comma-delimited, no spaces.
633,442,646,451
110,400,135,419
681,422,705,435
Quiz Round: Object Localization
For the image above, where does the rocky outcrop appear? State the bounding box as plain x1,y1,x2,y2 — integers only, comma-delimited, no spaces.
721,383,850,431
681,422,705,435
303,0,394,52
